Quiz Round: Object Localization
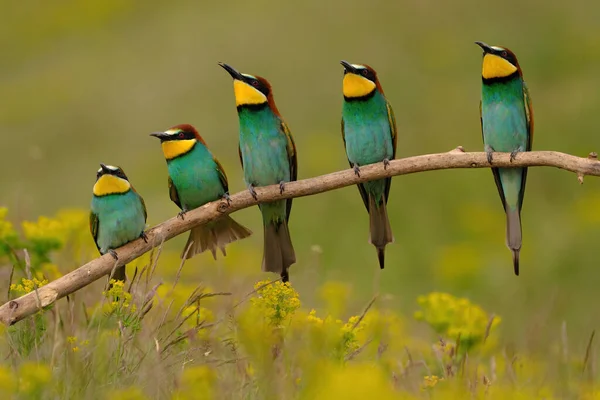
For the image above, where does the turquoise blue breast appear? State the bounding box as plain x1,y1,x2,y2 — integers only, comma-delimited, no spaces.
342,91,394,166
91,190,146,254
167,143,225,210
237,107,291,187
481,78,528,152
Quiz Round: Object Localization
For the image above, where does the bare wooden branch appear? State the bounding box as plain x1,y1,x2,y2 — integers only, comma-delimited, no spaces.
2,149,599,326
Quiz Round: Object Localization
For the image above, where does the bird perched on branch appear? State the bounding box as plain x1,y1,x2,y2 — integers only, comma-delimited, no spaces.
339,61,397,269
218,62,297,283
475,41,534,275
90,163,148,285
150,124,252,259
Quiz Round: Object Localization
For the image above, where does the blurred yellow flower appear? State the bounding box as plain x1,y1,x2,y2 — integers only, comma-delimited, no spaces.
421,375,444,390
307,362,398,400
174,366,216,400
414,292,500,352
0,207,18,244
105,387,148,400
22,215,64,247
0,365,17,395
18,362,52,395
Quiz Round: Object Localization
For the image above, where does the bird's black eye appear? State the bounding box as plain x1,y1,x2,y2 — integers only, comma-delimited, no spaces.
361,69,369,77
178,132,185,139
501,50,508,57
252,80,260,87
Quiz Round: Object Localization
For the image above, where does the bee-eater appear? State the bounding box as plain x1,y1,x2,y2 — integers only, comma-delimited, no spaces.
339,61,397,269
475,41,533,275
218,62,297,282
90,163,148,284
150,124,252,259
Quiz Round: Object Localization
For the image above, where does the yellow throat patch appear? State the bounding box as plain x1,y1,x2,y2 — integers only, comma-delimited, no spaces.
161,139,196,160
93,175,131,196
343,73,376,98
482,54,517,79
233,80,267,106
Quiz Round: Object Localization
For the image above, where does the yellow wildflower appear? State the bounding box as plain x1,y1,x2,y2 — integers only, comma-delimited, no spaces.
250,280,300,327
422,375,444,390
10,277,48,296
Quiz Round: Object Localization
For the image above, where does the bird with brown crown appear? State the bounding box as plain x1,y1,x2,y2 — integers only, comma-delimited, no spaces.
475,41,534,275
339,61,397,269
90,163,148,286
150,124,252,260
218,63,297,283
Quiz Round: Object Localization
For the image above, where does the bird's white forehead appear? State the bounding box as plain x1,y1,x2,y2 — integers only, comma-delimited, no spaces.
352,64,366,69
491,46,505,51
241,73,256,79
165,129,180,135
97,165,119,173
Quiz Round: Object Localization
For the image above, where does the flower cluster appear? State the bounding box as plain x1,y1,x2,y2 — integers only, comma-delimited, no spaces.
102,280,136,314
66,336,89,352
250,280,301,327
422,375,444,390
414,292,500,351
9,277,49,296
303,308,367,361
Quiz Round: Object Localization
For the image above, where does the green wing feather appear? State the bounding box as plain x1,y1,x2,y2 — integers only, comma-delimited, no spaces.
130,186,148,223
384,101,397,205
281,120,297,222
518,80,534,210
89,211,100,252
214,156,229,194
168,176,182,210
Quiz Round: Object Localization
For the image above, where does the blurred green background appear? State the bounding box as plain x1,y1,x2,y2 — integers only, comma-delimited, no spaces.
2,0,600,352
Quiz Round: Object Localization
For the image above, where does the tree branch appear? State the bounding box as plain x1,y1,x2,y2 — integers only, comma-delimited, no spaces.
2,148,599,325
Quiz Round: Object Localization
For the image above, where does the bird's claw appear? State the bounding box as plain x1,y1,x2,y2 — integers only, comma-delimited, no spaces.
140,231,148,243
279,181,285,195
177,210,188,220
486,152,494,165
109,249,118,260
353,163,361,177
222,193,232,206
510,150,519,162
383,158,390,170
248,185,258,201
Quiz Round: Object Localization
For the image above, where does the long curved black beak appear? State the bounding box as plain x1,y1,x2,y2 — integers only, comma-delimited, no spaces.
218,62,244,81
99,163,111,174
475,41,494,54
340,60,359,74
149,132,169,140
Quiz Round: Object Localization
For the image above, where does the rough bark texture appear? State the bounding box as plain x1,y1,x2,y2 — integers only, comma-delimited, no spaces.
1,149,599,325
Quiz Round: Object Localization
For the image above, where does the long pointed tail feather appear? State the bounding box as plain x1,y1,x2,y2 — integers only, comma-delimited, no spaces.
506,208,522,276
181,216,253,260
368,195,394,269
